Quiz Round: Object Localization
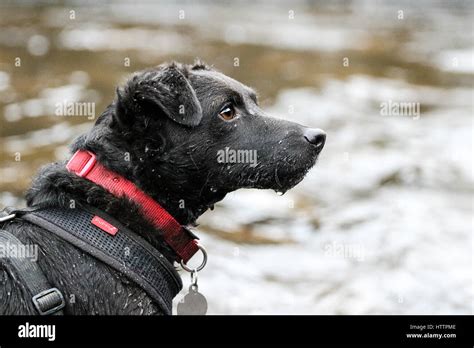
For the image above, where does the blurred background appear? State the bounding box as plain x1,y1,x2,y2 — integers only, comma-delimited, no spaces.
0,0,472,314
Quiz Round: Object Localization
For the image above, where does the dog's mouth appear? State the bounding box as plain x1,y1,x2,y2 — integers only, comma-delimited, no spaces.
235,149,319,194
273,155,318,194
272,166,308,195
260,126,325,194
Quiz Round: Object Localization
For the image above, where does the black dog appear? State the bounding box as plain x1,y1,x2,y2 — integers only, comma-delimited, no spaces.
0,61,326,315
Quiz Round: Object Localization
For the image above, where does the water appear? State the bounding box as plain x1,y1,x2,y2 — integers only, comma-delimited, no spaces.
0,0,472,314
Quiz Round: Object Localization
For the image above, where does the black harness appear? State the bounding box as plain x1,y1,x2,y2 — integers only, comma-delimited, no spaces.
0,205,182,315
0,225,65,315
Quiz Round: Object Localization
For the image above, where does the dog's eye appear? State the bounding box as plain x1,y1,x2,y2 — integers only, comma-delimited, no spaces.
219,105,236,121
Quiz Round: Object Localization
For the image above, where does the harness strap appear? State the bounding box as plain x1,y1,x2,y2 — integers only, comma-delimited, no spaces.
17,205,182,314
0,229,65,315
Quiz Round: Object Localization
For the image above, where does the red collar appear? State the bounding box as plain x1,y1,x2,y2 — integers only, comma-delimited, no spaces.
66,150,199,263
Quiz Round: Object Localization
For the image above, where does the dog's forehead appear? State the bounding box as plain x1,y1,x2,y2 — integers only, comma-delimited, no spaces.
189,70,254,96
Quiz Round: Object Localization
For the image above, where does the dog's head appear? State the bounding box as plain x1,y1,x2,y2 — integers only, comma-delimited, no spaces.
79,61,326,222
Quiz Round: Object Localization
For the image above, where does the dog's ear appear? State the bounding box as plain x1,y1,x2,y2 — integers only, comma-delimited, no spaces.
115,65,202,127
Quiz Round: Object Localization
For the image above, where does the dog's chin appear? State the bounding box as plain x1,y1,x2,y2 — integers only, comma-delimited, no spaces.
246,155,318,195
272,166,312,194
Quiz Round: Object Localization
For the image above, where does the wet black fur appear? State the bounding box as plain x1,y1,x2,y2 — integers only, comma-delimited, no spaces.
0,61,323,315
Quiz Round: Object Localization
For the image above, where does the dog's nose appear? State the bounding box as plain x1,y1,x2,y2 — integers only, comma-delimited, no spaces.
304,128,326,153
